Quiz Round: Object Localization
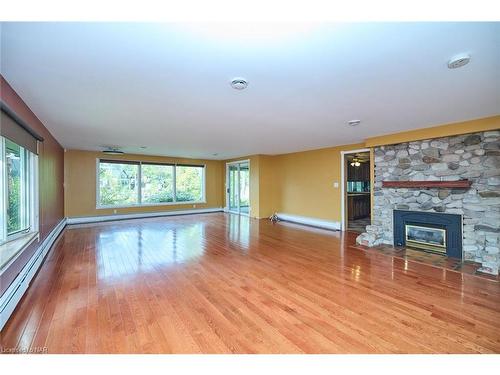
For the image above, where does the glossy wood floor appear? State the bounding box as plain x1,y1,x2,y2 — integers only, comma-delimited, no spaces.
1,213,499,353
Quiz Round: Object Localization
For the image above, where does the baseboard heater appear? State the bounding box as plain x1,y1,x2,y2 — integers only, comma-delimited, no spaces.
276,213,340,231
0,218,67,331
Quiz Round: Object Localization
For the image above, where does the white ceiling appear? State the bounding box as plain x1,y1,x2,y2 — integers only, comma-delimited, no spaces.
1,22,499,159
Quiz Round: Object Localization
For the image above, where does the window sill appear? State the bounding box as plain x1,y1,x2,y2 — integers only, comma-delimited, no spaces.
0,232,39,274
96,201,208,210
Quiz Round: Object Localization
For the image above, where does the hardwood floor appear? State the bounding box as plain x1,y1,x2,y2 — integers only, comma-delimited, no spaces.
1,213,499,353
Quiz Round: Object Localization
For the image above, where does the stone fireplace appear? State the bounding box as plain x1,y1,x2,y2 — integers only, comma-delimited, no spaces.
356,130,500,275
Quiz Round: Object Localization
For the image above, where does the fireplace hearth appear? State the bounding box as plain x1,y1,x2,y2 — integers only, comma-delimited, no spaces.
393,210,462,259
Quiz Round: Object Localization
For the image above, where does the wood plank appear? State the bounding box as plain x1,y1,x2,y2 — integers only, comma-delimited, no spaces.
1,213,499,353
382,180,472,188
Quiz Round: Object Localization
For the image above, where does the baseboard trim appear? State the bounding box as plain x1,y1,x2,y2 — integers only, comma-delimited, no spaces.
0,218,67,331
276,213,341,231
67,207,224,225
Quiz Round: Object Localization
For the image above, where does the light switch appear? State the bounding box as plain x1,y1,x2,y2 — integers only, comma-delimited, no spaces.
333,182,339,188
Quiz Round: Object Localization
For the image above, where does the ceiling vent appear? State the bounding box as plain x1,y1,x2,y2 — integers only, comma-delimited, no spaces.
102,147,124,155
348,120,361,127
448,53,471,69
230,78,248,90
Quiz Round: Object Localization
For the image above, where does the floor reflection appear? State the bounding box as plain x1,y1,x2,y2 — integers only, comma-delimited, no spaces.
5,213,499,354
96,221,205,280
227,213,250,250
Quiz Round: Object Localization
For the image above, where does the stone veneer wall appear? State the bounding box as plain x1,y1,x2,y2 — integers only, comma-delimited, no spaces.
356,130,500,275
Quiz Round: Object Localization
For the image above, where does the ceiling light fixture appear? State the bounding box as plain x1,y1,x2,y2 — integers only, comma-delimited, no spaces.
348,120,361,127
447,53,471,69
350,158,361,167
230,77,248,90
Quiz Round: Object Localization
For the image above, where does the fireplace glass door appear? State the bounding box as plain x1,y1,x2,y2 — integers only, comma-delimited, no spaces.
405,224,446,254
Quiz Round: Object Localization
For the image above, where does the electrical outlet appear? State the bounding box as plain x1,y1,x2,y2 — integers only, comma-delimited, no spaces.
113,209,117,214
193,204,196,208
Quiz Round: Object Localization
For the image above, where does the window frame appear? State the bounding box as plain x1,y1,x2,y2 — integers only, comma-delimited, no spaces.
0,136,39,245
96,158,206,209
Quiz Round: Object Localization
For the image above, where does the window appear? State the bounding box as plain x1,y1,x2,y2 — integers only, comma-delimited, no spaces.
98,161,139,207
141,163,174,203
1,136,38,244
97,160,205,208
175,165,204,202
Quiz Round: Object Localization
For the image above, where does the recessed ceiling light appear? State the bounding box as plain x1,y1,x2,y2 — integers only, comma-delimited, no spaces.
448,53,471,69
348,120,361,127
230,77,248,90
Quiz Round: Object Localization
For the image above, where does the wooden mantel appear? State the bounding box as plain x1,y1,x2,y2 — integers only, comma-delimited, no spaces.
381,180,472,189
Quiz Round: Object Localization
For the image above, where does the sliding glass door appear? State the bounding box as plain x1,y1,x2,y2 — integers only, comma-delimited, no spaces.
228,164,239,212
238,163,249,214
226,161,250,215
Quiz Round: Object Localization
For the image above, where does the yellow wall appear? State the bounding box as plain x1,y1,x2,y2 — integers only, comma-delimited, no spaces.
258,155,279,219
64,115,499,222
64,150,224,218
273,143,365,222
270,115,499,223
365,115,500,147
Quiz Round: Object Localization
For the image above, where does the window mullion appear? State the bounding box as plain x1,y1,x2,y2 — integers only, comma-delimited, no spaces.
173,164,177,203
138,162,142,205
22,148,27,230
203,166,206,202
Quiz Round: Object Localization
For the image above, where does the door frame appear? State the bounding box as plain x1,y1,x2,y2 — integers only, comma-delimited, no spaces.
340,148,371,231
225,159,251,216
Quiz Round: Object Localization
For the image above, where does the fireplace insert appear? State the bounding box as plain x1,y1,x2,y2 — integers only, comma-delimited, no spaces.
393,210,462,259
